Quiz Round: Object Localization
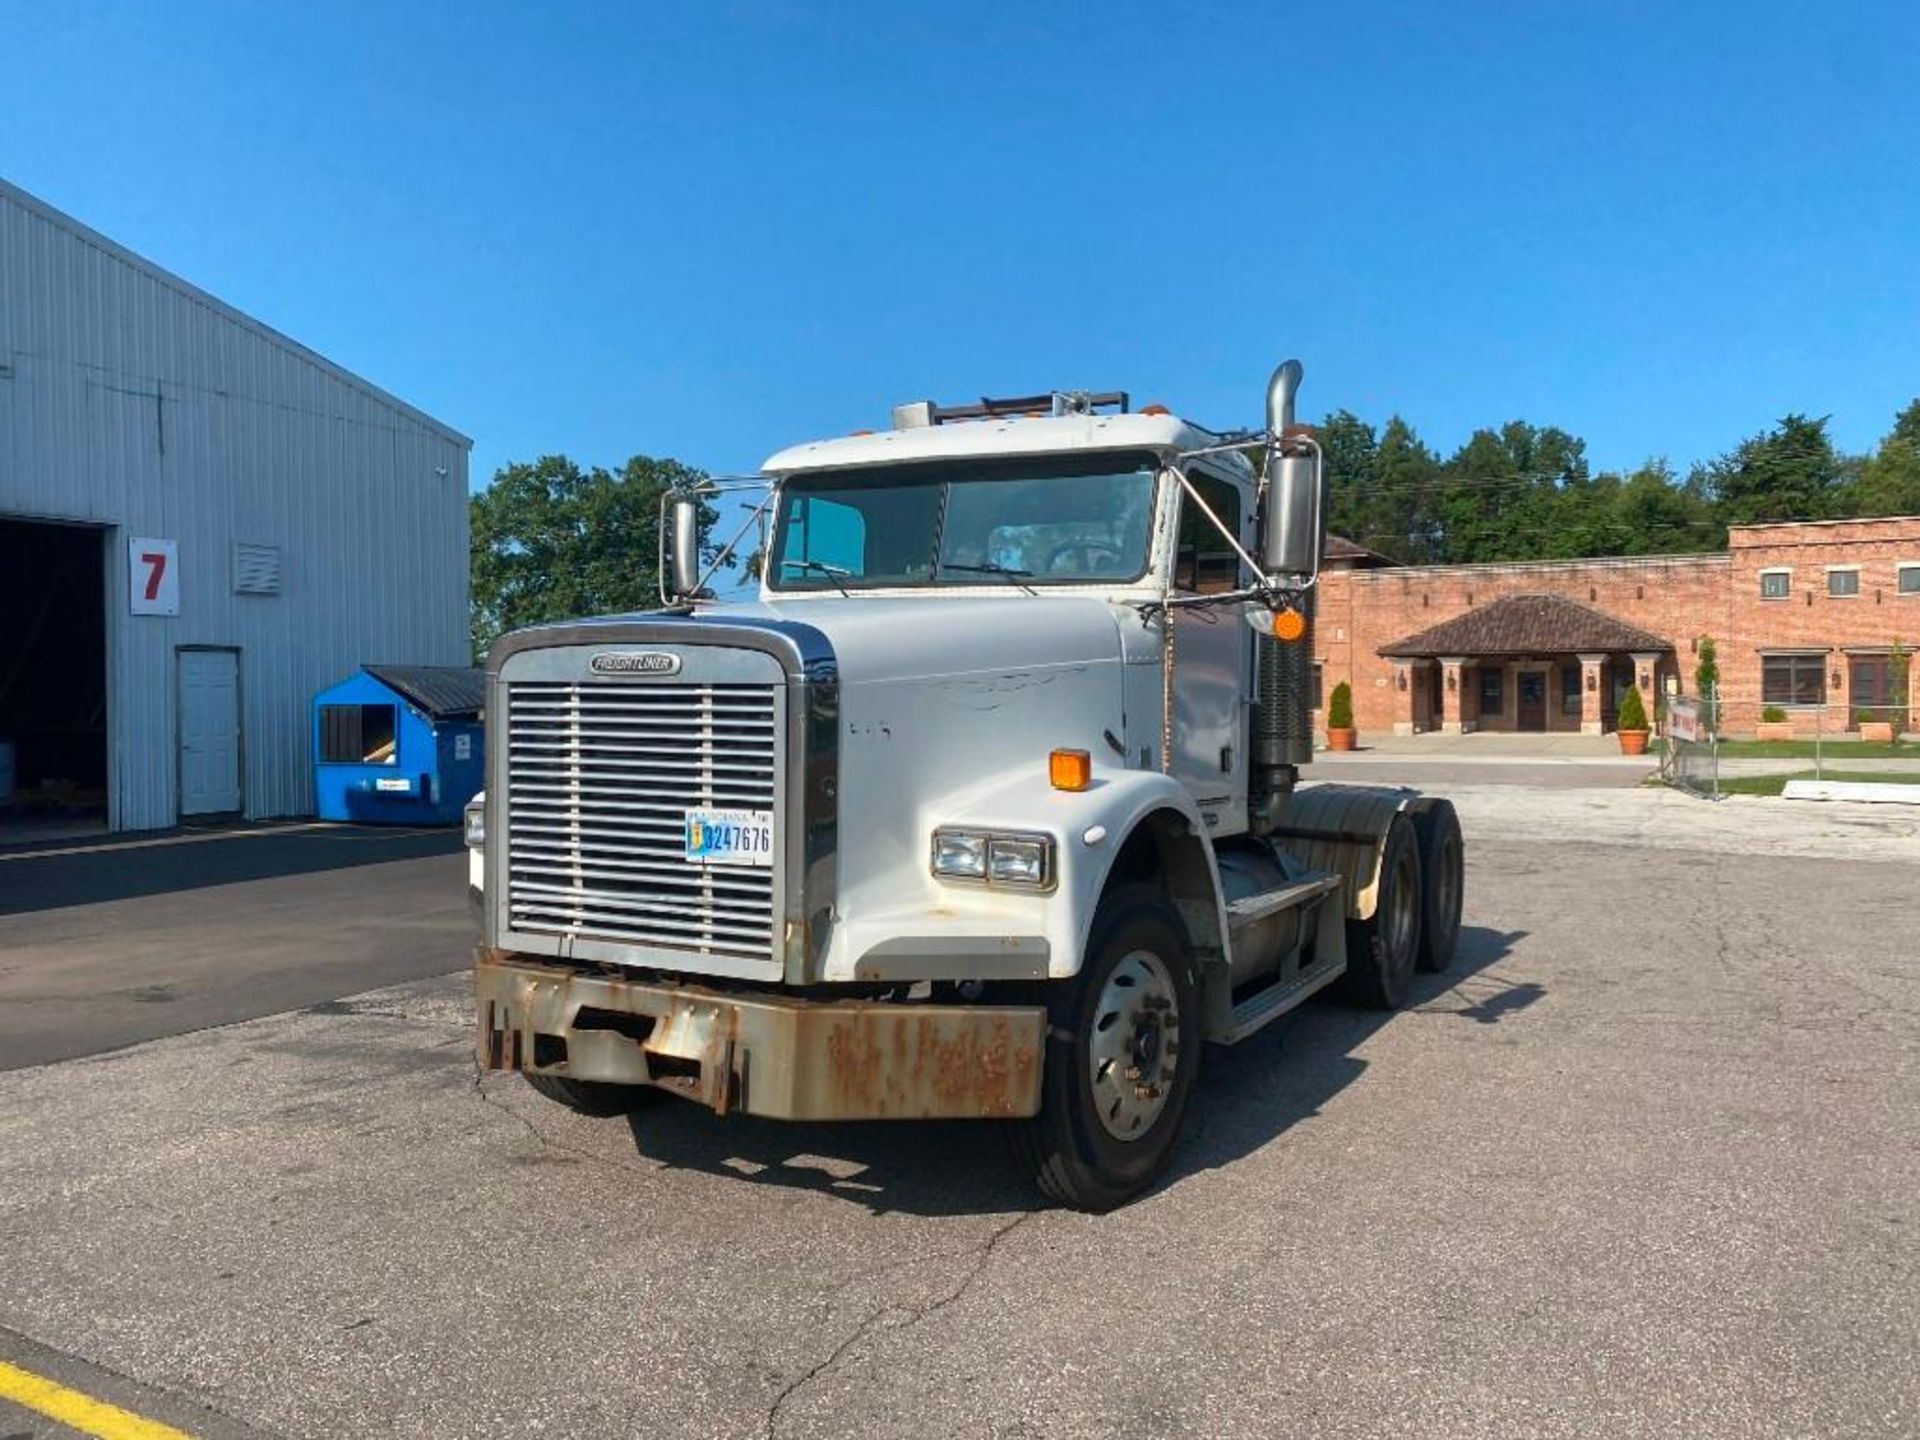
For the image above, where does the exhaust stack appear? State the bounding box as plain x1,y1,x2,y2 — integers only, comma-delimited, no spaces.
1265,359,1303,436
1251,357,1321,827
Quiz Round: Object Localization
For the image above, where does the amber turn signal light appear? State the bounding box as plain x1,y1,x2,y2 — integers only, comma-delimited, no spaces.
1049,748,1092,791
1269,607,1307,642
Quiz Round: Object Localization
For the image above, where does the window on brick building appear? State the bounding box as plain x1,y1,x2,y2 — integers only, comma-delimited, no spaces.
1479,667,1503,712
1827,568,1860,598
1899,565,1920,596
1759,569,1790,600
1761,653,1826,707
1560,664,1582,717
1311,662,1324,711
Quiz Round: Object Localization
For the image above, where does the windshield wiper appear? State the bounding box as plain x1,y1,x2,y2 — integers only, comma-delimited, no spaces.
787,559,854,596
938,561,1037,595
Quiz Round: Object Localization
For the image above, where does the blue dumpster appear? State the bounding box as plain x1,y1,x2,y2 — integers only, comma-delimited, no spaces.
314,665,485,825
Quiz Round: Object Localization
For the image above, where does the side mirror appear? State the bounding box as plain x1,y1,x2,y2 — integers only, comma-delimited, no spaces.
1262,446,1321,579
669,494,703,600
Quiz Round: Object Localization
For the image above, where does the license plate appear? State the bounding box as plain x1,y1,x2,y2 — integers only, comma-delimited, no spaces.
684,808,775,867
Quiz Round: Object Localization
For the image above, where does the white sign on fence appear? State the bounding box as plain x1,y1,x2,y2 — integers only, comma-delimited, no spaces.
1667,697,1701,744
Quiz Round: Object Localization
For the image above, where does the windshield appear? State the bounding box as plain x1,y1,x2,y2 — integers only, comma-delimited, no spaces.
767,453,1160,591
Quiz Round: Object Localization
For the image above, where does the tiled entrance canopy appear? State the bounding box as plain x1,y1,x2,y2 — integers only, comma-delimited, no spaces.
1379,593,1672,659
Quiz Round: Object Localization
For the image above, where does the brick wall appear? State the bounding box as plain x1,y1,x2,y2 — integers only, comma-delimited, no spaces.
1310,515,1920,738
1725,518,1920,734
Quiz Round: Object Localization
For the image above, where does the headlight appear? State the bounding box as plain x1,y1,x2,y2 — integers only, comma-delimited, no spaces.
931,830,987,879
463,797,486,849
988,836,1050,885
930,828,1053,889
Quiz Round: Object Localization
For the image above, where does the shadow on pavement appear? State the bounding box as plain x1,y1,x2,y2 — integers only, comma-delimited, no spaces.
0,824,464,916
618,923,1532,1217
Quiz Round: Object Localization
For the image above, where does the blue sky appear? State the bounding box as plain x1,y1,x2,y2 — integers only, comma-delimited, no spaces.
6,1,1917,488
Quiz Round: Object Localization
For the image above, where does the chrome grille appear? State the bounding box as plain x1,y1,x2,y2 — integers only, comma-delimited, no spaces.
505,680,780,961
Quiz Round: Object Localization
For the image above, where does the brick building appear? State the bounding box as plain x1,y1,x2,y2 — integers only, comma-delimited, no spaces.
1311,516,1920,739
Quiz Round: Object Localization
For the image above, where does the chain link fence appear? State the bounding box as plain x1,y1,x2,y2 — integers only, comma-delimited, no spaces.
1803,700,1912,778
1661,684,1912,798
1660,692,1719,799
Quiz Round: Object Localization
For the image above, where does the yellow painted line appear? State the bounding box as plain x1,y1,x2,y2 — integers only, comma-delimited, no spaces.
0,1357,195,1438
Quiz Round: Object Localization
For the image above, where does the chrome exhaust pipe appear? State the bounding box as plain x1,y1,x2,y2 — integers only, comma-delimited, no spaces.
1266,359,1304,437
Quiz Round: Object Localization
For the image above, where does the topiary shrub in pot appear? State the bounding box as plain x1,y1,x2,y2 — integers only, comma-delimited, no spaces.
1325,681,1357,751
1756,704,1795,741
1614,683,1651,755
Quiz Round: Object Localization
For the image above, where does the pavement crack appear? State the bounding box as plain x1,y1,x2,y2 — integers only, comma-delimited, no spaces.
762,1208,1037,1438
468,1059,654,1179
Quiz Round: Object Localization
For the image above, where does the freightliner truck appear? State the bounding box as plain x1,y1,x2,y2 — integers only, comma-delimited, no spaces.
469,358,1463,1211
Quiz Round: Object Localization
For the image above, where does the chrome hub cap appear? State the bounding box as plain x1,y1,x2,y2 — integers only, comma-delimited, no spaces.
1088,949,1180,1140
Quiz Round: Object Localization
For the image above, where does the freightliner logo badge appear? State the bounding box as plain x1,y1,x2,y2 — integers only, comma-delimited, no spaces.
590,651,682,676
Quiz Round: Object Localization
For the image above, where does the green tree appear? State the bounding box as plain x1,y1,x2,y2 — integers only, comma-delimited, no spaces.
1890,638,1911,738
1320,409,1381,549
1369,416,1445,561
1703,414,1846,525
469,453,713,659
1607,459,1724,554
1695,636,1720,732
1846,399,1920,518
1430,422,1588,563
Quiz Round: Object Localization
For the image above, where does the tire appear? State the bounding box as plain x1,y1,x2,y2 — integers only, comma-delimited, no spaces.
1008,885,1202,1212
1337,814,1422,1010
1412,800,1464,974
523,1071,659,1118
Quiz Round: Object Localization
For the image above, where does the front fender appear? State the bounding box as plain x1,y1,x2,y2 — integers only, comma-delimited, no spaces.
822,764,1226,984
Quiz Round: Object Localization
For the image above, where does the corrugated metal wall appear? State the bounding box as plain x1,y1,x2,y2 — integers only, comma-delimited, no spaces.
0,179,471,830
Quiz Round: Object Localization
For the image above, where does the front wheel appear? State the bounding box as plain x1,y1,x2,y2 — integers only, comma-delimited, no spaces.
523,1071,659,1117
1009,885,1202,1212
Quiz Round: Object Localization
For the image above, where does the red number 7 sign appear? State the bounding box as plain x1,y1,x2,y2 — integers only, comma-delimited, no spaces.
128,537,179,615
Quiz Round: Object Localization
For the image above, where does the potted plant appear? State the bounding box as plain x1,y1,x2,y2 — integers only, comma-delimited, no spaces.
1756,705,1795,742
1614,683,1651,756
1325,681,1357,752
1857,709,1895,744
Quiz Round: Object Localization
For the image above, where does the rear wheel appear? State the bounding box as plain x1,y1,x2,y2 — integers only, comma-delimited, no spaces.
1412,800,1464,974
523,1072,658,1117
1009,885,1201,1212
1338,814,1422,1009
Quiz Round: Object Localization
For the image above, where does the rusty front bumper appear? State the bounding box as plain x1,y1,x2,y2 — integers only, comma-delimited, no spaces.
475,950,1045,1121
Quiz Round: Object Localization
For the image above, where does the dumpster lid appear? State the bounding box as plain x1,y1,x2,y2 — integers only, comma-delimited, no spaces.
364,665,486,720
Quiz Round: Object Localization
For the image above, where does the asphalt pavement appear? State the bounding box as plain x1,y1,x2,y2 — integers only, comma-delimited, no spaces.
0,795,1914,1437
0,824,467,1070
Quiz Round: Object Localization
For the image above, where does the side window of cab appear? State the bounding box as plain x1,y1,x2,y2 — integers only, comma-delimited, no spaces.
1175,472,1245,594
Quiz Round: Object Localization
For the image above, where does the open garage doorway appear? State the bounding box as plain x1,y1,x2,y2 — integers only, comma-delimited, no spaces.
0,519,108,844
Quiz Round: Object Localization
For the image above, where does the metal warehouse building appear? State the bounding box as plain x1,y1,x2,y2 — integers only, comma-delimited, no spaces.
0,178,471,834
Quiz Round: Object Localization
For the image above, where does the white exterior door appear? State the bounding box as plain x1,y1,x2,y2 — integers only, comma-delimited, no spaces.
179,649,241,815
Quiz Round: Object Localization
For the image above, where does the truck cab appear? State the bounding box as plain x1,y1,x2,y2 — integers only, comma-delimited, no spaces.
471,361,1464,1211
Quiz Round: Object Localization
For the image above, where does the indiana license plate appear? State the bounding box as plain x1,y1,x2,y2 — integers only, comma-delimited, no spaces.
684,808,775,867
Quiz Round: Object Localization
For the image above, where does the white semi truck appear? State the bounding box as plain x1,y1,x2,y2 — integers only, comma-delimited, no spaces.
469,358,1463,1211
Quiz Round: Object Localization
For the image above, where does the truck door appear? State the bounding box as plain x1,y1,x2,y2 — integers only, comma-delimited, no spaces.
1171,468,1251,835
